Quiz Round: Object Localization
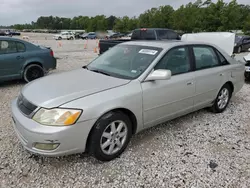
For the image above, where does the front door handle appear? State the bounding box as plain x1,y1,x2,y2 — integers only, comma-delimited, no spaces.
187,82,194,85
220,73,224,76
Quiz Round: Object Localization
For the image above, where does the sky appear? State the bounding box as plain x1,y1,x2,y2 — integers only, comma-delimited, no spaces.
1,0,250,25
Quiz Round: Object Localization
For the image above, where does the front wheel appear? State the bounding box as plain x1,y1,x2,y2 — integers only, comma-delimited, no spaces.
23,64,44,82
89,111,132,161
211,84,232,113
238,46,242,53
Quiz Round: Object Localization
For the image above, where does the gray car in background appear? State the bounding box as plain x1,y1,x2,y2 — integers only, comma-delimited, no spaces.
0,36,56,82
11,41,244,161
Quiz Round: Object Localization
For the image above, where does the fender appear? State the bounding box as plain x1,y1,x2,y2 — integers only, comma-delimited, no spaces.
20,57,44,75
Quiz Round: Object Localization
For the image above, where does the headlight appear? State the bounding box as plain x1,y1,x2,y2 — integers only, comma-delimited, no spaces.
234,43,237,47
32,108,82,126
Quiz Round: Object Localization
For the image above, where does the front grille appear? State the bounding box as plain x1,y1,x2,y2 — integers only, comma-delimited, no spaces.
17,94,37,116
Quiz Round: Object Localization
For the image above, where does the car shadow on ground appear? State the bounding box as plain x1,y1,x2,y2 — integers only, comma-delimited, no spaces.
0,80,25,88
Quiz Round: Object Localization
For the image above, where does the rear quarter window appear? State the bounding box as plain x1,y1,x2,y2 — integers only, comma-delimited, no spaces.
16,42,26,52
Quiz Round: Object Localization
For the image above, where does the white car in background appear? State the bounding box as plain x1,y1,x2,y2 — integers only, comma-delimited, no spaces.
53,31,74,40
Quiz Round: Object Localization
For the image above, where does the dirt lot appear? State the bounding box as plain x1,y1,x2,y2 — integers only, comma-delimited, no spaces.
0,33,250,188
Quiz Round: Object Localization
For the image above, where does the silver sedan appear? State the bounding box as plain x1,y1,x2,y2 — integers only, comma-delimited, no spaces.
11,41,245,161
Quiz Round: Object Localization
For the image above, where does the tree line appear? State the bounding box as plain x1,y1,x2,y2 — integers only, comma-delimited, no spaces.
6,0,250,34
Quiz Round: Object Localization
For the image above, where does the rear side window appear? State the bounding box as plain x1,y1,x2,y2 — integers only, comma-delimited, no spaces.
193,46,219,70
167,30,178,39
16,42,26,52
131,30,156,40
0,40,17,54
157,30,168,39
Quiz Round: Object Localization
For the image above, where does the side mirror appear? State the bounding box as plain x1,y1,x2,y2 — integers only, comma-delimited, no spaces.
145,69,171,81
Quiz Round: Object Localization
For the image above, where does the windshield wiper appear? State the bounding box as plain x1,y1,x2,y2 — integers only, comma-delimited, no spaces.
82,65,89,70
90,69,110,76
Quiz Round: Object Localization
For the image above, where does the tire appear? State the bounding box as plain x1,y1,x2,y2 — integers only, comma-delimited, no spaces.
23,64,44,83
89,111,132,161
58,37,62,40
237,46,242,53
70,37,73,40
211,84,232,113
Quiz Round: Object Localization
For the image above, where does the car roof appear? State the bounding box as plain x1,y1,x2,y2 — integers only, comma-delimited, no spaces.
119,40,216,49
134,28,174,31
0,36,24,42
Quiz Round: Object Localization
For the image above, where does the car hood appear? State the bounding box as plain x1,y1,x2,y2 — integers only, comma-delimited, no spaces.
21,69,130,108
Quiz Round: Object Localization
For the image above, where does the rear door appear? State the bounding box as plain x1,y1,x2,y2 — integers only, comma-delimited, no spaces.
142,46,195,128
0,40,26,79
191,45,229,110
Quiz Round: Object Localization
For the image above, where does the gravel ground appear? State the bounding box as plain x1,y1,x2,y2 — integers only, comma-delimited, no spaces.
0,33,250,188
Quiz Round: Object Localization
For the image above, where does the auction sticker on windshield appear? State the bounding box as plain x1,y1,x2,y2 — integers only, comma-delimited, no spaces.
139,49,158,55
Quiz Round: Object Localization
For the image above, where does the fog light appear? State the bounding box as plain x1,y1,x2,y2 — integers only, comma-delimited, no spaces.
34,143,60,150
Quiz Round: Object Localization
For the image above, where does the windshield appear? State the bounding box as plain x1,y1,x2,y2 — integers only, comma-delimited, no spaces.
235,36,243,43
87,45,162,79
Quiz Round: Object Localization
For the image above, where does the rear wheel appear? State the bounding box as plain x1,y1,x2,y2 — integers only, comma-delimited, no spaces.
211,84,232,113
89,111,132,161
23,64,44,82
58,37,62,40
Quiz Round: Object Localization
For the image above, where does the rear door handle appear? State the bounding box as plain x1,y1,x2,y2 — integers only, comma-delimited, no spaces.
220,73,224,76
16,56,24,60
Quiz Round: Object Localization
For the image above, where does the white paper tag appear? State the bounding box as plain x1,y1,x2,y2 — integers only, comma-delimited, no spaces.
139,49,158,55
131,70,137,73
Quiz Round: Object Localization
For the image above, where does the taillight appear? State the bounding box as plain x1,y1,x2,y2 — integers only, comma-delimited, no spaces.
50,50,54,57
140,28,147,31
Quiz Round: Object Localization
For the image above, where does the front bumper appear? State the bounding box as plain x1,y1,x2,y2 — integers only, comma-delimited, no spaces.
11,99,96,157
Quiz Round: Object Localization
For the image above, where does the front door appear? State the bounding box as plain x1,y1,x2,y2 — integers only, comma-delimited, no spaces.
141,46,195,128
0,40,26,80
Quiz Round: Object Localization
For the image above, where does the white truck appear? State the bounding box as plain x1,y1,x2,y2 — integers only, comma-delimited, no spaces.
53,31,74,40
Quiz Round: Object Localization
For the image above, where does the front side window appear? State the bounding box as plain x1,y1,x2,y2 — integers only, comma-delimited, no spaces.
87,45,162,79
193,46,219,70
155,47,191,75
243,37,250,43
0,40,17,54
